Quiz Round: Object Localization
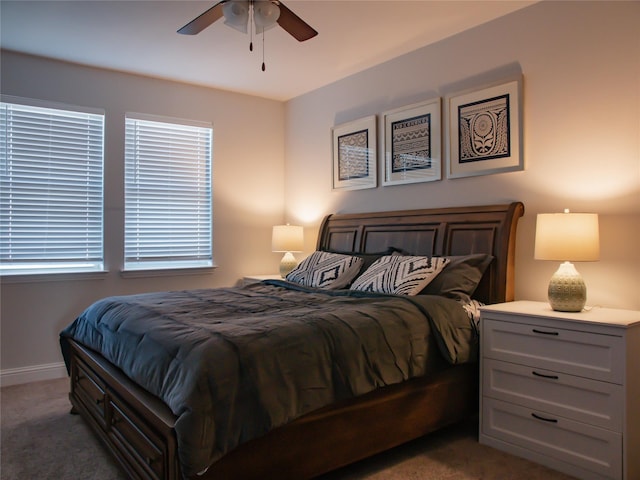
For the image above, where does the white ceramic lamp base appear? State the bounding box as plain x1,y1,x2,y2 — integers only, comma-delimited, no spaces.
547,261,587,312
279,252,298,278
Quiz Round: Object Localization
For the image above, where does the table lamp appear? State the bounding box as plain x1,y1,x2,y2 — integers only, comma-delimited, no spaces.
534,210,599,312
272,224,304,277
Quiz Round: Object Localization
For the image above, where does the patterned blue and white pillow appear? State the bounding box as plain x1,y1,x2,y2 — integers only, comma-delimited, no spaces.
286,251,363,289
350,255,450,296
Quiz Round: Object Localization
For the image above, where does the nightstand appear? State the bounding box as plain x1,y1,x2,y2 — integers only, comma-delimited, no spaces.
479,300,640,480
242,274,282,286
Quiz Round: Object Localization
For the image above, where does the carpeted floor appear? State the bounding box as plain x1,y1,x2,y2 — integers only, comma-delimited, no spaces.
1,377,576,479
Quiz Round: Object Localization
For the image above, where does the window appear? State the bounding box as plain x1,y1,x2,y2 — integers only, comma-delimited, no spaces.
0,97,105,276
124,114,212,271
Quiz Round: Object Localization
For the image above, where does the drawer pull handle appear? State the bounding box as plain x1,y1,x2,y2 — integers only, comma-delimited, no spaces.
532,328,559,336
532,371,559,380
531,413,558,423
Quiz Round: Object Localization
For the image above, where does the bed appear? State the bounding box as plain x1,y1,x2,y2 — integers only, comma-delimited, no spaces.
60,201,524,480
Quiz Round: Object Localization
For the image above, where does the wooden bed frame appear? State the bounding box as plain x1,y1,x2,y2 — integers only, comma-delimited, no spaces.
66,201,524,480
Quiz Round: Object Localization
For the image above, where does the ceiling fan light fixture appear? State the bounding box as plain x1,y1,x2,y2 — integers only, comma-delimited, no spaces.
178,0,317,71
178,0,317,41
253,1,280,33
222,0,250,33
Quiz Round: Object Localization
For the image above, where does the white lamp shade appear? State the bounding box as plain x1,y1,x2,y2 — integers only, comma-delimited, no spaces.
253,1,280,32
534,212,600,262
272,225,303,253
223,0,250,33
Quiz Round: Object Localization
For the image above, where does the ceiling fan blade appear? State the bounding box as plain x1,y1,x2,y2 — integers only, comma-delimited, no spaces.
177,1,227,35
276,1,318,42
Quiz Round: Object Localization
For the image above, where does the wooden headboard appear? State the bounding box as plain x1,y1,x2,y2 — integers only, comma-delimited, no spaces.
316,202,525,305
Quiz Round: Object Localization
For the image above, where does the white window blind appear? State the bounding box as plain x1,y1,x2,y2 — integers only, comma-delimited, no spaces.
0,98,105,275
124,114,212,271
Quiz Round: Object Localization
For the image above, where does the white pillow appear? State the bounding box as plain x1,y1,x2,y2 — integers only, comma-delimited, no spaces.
286,251,363,289
350,255,450,296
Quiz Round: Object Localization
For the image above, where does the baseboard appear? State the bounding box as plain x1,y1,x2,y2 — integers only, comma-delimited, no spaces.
0,362,67,387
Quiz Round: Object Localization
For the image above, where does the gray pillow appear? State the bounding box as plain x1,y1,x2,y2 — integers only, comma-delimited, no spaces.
419,254,494,301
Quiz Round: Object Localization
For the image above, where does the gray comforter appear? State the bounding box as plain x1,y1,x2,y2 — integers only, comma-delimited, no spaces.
60,280,477,477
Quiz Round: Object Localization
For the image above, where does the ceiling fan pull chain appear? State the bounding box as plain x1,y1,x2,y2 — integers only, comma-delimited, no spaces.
262,30,266,71
249,2,254,51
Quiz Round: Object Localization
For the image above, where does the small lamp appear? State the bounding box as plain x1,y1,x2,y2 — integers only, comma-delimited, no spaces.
272,224,303,278
534,210,600,312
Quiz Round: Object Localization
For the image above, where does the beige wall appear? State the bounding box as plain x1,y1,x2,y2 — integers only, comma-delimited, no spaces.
1,0,639,385
0,52,287,384
284,1,640,310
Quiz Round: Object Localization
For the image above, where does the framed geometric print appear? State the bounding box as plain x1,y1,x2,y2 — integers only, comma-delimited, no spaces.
382,98,442,186
446,77,523,178
332,115,377,190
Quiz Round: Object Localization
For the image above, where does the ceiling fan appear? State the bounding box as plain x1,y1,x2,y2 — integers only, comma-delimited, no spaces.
178,0,318,68
178,0,317,70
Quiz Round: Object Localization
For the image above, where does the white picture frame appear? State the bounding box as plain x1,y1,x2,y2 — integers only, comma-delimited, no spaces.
446,77,523,179
332,115,377,190
382,98,442,186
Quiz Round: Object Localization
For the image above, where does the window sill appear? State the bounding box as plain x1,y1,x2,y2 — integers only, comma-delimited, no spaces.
119,265,217,279
0,271,109,284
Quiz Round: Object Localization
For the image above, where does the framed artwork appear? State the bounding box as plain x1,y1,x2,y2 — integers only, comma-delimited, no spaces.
332,115,377,190
382,98,441,186
446,77,523,179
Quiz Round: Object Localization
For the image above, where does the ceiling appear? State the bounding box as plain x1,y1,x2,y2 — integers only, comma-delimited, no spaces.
1,1,535,101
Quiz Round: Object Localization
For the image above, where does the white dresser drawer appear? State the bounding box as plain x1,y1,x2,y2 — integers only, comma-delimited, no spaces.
483,358,623,430
482,398,621,479
482,318,624,383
